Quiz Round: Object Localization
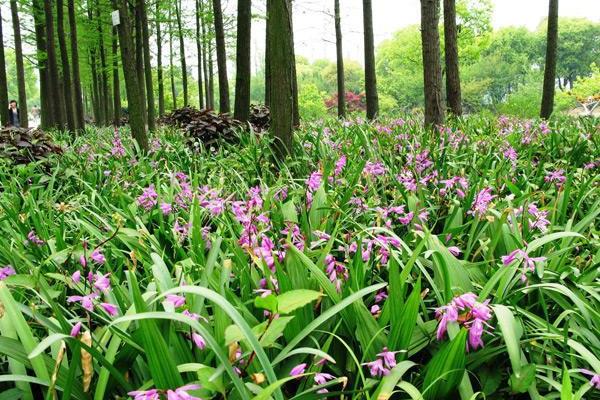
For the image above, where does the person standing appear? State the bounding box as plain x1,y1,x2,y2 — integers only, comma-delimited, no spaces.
8,100,20,128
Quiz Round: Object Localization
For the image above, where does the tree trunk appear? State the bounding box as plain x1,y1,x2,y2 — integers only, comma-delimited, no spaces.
90,51,101,124
57,0,75,133
195,0,205,109
0,7,8,127
443,0,462,116
200,1,211,108
96,0,110,126
138,0,155,130
33,0,51,128
234,0,251,121
362,0,379,120
175,0,189,106
288,0,299,127
68,0,85,130
540,0,558,119
267,0,295,159
169,4,177,109
111,0,121,126
44,0,66,128
264,12,271,108
334,0,345,118
116,0,148,151
134,4,147,124
10,0,28,128
420,0,445,127
212,0,230,113
156,1,165,116
208,35,215,109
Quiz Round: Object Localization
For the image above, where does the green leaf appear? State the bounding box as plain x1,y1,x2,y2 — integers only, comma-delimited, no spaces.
422,329,467,400
373,361,416,400
276,289,321,314
254,294,278,314
509,364,536,394
561,366,573,400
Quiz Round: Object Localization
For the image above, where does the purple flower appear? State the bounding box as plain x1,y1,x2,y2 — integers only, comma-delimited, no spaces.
79,255,87,268
468,318,485,350
27,230,45,246
468,188,495,218
377,347,398,369
545,169,566,187
138,185,158,211
70,322,82,337
111,133,126,158
92,272,111,292
160,203,173,216
314,372,335,385
306,171,322,192
166,294,186,308
71,270,82,283
363,161,387,177
90,249,106,265
100,302,118,316
436,293,493,351
448,246,461,257
365,358,389,377
290,363,307,377
191,333,206,350
166,384,202,400
128,389,160,400
67,293,98,312
334,155,346,177
0,265,16,280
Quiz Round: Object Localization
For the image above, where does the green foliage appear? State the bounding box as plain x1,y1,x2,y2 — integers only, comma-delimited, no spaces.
298,83,327,120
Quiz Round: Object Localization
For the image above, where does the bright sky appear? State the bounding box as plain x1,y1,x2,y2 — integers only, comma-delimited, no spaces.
248,0,600,66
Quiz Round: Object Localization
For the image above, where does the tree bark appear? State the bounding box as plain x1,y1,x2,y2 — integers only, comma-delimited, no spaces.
111,0,121,126
57,0,75,133
44,0,67,128
208,33,215,109
195,0,205,109
234,0,251,121
213,0,230,113
175,0,189,106
0,8,8,127
96,0,110,126
420,0,445,127
134,3,147,124
33,0,51,128
334,0,345,118
362,0,379,120
288,0,299,127
138,0,155,130
540,0,558,119
68,0,85,130
169,4,177,110
267,0,295,159
264,12,271,108
116,0,148,151
200,1,211,108
443,0,462,116
156,1,165,116
10,0,28,128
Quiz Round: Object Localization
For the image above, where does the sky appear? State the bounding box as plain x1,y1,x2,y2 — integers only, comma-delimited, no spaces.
267,0,600,65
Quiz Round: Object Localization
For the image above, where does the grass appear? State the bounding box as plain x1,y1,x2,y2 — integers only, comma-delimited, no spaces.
0,114,598,399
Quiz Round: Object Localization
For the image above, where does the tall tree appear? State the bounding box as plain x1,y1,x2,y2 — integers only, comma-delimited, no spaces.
443,0,462,116
208,32,215,109
234,0,251,121
169,4,177,110
195,0,205,109
362,0,378,120
420,0,445,126
264,10,271,108
334,0,345,118
0,7,8,127
540,0,559,119
138,0,156,130
10,0,28,128
96,0,110,125
288,0,299,127
57,0,75,132
134,3,147,123
44,0,66,128
212,0,230,113
32,0,51,128
175,0,188,105
266,0,295,158
116,0,148,151
68,0,85,130
200,1,212,108
88,4,103,125
156,1,165,116
111,0,121,125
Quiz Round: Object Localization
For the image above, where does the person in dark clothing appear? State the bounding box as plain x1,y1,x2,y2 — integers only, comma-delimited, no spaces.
8,100,20,128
